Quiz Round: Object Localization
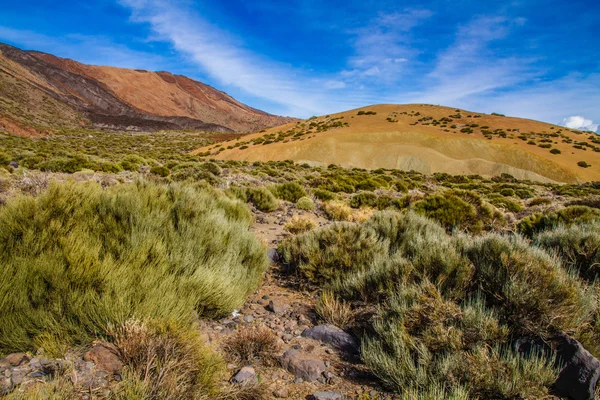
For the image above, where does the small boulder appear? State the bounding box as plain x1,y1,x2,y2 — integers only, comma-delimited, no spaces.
302,325,360,356
280,349,326,382
267,300,288,314
231,366,258,385
313,391,343,400
0,353,29,368
273,388,289,398
554,333,600,400
83,342,123,377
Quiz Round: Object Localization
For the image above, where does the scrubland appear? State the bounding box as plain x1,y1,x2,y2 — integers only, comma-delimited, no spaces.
1,128,599,399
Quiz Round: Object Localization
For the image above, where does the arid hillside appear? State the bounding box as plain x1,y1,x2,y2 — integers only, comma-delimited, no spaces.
0,42,293,136
194,104,600,183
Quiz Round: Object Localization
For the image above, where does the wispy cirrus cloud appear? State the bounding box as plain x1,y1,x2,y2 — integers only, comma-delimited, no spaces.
412,16,535,105
342,9,432,82
119,0,376,116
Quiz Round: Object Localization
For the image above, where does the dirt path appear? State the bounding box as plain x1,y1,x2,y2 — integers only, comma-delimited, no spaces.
201,204,396,399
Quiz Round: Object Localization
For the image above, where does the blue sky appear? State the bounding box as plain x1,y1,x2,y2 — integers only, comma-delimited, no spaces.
0,0,598,131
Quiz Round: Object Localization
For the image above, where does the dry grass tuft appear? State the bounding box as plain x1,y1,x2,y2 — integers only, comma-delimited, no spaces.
285,216,316,234
315,290,354,329
109,319,223,400
222,326,281,367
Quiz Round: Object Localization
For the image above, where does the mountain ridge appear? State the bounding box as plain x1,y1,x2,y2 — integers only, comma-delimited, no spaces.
0,42,294,135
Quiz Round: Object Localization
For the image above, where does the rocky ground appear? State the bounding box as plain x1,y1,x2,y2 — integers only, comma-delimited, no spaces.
200,203,395,399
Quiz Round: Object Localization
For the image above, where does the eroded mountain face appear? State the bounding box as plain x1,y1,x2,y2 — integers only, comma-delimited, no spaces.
0,43,294,135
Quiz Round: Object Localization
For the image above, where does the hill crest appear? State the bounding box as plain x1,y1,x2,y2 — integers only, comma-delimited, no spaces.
193,104,600,183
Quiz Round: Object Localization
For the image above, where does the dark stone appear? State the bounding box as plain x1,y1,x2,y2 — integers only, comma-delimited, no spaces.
302,324,360,356
8,161,18,169
267,248,279,264
554,332,600,400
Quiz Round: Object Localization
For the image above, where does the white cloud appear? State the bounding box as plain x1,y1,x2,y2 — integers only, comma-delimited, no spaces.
343,9,432,82
119,0,375,116
413,16,534,104
563,116,599,133
325,80,347,89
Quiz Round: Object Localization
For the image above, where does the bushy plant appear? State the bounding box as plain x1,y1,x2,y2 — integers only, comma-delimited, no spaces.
247,187,279,212
284,216,316,234
280,222,384,283
518,206,600,237
269,182,306,202
0,180,267,353
534,222,600,282
350,191,378,208
295,196,315,211
465,234,594,335
222,326,280,366
315,290,353,329
110,319,224,399
323,200,353,221
313,188,335,201
150,165,170,177
412,194,477,232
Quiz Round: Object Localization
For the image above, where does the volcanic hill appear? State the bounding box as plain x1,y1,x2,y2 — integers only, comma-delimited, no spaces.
193,104,600,183
0,42,293,136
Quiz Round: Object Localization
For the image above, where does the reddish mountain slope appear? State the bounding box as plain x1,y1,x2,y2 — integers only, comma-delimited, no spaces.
0,43,293,135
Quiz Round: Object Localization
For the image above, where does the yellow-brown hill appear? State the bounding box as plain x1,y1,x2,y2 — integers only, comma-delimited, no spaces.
193,104,600,183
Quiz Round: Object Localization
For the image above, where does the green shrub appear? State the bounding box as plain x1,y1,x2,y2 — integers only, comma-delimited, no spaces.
465,234,594,335
295,196,315,211
98,162,123,174
518,206,600,237
528,197,553,207
247,187,279,212
413,194,477,232
269,182,306,202
0,151,10,166
150,165,170,177
313,189,335,201
367,212,473,297
39,156,91,173
0,180,267,353
350,191,378,208
119,155,147,172
488,195,524,213
578,161,590,168
499,188,515,197
279,222,385,283
534,222,600,283
361,282,555,398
